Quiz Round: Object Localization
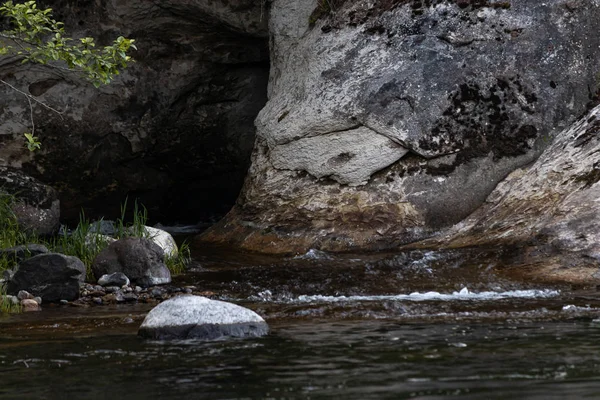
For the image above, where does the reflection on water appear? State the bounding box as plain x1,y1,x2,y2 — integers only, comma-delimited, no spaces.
2,245,600,399
2,320,600,399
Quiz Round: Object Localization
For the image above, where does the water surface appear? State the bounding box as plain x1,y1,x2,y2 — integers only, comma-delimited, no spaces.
2,245,600,399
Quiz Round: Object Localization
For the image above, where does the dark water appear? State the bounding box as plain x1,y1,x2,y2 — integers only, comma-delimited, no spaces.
2,245,600,399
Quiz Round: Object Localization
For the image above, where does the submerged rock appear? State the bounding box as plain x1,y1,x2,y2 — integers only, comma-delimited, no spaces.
92,238,171,287
7,253,86,303
138,295,269,340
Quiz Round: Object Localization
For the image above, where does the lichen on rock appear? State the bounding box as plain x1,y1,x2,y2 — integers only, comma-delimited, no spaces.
200,0,600,253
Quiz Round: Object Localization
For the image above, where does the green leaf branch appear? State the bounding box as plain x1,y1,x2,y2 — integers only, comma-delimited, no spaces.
0,0,136,149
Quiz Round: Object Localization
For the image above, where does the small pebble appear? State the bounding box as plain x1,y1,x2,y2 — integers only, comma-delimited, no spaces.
122,293,138,302
93,297,102,305
21,299,41,312
60,299,69,305
33,297,42,305
102,293,117,303
17,290,34,300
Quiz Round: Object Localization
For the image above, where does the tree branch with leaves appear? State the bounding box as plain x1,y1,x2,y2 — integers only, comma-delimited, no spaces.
0,0,136,150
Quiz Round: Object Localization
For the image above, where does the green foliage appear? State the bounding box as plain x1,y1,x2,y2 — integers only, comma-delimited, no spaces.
0,283,21,314
165,241,191,275
48,212,110,280
0,195,190,281
0,0,136,87
23,132,41,151
115,198,148,239
0,192,29,250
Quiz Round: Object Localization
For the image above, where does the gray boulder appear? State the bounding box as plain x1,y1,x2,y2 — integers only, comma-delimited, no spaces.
138,295,269,340
92,238,171,287
6,253,86,302
0,167,60,235
200,0,600,253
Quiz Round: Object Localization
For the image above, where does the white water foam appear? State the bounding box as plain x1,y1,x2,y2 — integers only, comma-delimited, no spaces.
289,287,560,304
293,249,333,260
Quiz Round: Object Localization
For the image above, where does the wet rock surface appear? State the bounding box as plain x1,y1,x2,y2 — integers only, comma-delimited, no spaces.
202,0,600,253
72,282,203,307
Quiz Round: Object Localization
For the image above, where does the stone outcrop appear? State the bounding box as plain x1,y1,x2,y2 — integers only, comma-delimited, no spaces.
413,104,600,283
200,0,600,253
0,0,269,223
138,295,269,340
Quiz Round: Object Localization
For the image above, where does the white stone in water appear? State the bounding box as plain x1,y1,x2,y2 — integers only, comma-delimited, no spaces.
139,295,269,340
141,296,265,328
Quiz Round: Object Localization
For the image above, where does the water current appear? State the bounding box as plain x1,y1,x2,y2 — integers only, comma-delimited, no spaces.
2,244,600,399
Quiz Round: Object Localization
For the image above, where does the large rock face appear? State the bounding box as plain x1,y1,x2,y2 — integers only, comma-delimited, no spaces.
200,0,600,253
0,0,269,223
415,104,600,284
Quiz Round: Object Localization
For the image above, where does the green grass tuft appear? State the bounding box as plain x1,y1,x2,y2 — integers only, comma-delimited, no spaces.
0,195,190,283
0,283,21,314
165,241,191,275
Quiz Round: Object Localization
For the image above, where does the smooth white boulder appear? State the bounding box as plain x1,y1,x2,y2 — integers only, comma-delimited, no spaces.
138,295,269,340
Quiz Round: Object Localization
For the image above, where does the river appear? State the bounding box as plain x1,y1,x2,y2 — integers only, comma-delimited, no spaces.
2,244,600,399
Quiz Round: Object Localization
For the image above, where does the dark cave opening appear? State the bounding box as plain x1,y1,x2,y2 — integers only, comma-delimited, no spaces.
36,3,272,229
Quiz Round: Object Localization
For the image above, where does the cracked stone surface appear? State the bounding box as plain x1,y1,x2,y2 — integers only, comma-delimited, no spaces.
270,126,409,185
200,0,600,253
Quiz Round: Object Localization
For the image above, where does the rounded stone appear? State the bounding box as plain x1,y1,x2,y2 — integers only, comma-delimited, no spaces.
20,299,41,312
97,272,130,287
138,295,269,340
